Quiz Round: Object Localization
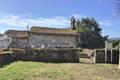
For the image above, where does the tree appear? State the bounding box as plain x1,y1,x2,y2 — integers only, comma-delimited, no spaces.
113,40,120,48
76,17,101,33
75,17,107,49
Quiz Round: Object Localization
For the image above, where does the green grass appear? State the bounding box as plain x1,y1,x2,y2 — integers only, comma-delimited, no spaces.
0,61,120,80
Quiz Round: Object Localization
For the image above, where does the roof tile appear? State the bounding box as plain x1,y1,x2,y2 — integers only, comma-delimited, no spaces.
30,26,77,35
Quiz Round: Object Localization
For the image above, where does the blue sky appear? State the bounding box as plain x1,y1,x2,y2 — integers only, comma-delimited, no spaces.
0,0,119,38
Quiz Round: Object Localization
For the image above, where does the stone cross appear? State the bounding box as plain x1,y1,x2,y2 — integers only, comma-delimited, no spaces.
70,16,76,30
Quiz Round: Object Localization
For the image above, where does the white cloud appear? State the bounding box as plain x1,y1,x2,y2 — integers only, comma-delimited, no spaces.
0,14,112,32
0,14,70,29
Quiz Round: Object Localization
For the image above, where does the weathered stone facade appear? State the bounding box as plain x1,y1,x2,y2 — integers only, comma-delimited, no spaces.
29,34,78,48
28,27,78,48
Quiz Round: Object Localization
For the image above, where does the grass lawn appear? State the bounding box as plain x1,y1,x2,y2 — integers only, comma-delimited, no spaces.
0,60,120,80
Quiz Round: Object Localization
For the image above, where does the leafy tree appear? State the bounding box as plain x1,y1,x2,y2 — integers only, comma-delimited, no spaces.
75,17,107,49
75,17,101,33
112,40,120,48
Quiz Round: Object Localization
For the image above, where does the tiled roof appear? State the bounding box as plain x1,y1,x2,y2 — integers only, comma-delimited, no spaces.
5,30,28,38
30,26,77,35
3,26,77,38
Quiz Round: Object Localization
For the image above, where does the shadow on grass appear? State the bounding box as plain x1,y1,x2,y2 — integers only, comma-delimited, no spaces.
14,59,80,64
0,59,97,68
0,60,81,68
0,61,13,68
80,62,96,65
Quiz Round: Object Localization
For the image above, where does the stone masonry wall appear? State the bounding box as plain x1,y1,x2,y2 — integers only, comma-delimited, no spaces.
29,34,78,48
0,48,80,63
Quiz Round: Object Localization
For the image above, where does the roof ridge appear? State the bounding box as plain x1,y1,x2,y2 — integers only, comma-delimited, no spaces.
30,26,77,35
6,30,27,32
31,26,70,30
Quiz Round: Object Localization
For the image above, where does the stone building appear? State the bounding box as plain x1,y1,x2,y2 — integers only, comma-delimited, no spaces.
0,26,78,48
29,26,78,48
0,30,28,48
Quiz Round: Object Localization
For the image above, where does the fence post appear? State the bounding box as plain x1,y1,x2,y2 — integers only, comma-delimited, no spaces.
94,49,96,63
105,41,113,63
105,48,107,63
111,49,113,64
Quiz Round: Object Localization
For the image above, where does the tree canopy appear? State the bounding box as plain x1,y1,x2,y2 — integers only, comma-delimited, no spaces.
73,17,107,49
75,17,101,33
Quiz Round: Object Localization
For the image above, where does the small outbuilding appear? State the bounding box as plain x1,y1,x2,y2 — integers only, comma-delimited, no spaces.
0,30,28,48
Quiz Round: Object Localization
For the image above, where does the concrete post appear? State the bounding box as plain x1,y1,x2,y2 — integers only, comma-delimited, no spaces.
94,49,96,63
105,41,113,63
111,49,113,64
105,48,107,63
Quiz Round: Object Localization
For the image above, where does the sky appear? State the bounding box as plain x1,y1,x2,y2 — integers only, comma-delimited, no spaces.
0,0,119,38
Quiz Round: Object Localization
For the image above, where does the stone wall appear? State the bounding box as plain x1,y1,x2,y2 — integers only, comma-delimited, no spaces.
29,34,78,48
0,48,80,63
93,49,119,64
8,39,27,48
